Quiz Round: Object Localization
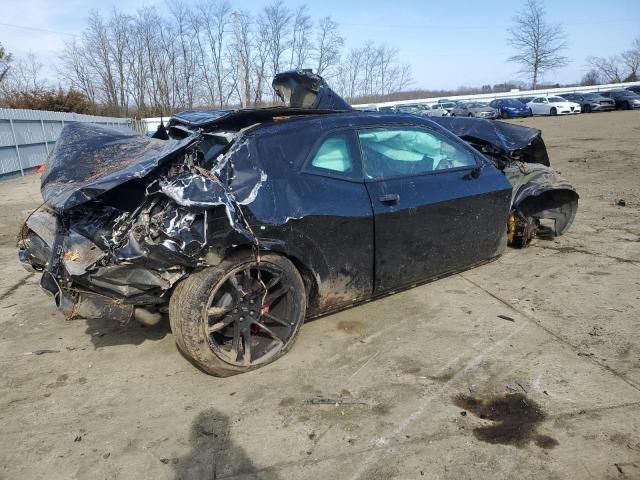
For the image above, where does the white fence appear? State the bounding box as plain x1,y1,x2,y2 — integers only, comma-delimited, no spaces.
0,109,133,177
354,80,640,109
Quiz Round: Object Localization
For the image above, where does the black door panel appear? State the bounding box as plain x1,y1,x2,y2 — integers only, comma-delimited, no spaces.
366,168,511,292
357,125,512,293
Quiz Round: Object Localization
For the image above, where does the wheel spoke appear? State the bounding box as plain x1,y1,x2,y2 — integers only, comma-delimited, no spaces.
231,321,241,362
267,284,289,306
207,305,230,319
207,316,234,333
241,328,252,365
263,312,292,329
242,267,252,290
252,320,286,343
229,274,245,296
265,272,283,290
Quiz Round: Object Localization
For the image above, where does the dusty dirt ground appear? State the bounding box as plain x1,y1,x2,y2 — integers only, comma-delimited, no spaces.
1,111,639,480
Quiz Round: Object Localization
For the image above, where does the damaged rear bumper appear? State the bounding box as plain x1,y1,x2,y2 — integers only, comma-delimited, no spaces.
19,210,174,324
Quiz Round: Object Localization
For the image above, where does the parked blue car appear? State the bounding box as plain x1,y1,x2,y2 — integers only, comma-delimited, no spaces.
489,99,532,118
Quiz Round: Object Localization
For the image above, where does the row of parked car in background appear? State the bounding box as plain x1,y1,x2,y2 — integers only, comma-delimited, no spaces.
362,85,640,119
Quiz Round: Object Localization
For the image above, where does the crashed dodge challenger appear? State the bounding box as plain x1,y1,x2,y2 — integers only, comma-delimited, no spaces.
18,71,578,376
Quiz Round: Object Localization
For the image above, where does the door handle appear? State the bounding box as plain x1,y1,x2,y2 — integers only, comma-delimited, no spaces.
379,193,399,205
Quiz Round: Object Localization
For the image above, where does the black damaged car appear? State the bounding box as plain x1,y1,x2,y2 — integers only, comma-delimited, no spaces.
18,71,578,376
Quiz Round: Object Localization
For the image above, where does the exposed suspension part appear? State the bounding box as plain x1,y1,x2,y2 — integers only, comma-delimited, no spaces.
507,210,537,248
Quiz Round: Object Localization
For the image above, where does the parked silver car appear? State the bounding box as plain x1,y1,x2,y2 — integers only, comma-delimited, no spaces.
395,103,448,117
450,101,498,119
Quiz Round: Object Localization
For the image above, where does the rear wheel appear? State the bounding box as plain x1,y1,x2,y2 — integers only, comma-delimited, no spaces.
169,252,307,376
624,101,631,110
550,107,557,116
584,104,591,113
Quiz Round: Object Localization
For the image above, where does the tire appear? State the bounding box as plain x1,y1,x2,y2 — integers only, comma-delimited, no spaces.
550,107,557,116
584,104,591,113
169,251,307,376
467,113,473,117
624,101,631,110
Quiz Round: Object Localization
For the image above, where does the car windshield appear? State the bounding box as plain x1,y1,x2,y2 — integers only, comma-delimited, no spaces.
549,97,566,102
470,102,489,108
502,99,521,105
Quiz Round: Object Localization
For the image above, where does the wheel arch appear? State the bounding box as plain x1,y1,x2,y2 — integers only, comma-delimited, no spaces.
515,187,579,236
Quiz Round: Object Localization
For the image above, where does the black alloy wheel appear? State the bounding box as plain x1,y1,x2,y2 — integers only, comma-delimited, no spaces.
205,263,296,366
170,252,306,376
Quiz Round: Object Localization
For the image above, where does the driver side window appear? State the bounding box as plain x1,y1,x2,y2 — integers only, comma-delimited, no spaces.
357,127,476,180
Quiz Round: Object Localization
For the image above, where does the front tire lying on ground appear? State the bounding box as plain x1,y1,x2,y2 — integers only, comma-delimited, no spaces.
169,252,307,376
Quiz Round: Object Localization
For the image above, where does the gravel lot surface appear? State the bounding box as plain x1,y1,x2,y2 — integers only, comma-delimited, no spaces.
1,110,639,479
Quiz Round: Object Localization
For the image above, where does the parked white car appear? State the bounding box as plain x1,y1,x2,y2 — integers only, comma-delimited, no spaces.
527,96,581,116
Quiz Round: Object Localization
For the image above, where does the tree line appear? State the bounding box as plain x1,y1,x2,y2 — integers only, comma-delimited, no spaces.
36,1,411,116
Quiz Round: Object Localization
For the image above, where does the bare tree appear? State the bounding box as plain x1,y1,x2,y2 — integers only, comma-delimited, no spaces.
580,68,601,86
108,10,132,114
253,11,271,105
168,2,199,109
387,62,413,93
336,46,365,98
193,0,232,107
263,0,292,93
10,52,47,91
0,43,12,83
621,35,640,81
289,4,313,69
314,16,343,77
507,0,568,89
586,56,625,83
59,38,97,104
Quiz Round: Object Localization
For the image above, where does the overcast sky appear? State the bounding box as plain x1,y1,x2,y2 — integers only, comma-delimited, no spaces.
1,0,638,90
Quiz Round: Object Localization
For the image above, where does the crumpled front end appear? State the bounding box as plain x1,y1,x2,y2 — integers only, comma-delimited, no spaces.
18,122,264,323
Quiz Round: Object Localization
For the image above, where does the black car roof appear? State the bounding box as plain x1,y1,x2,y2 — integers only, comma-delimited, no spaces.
170,107,347,129
250,111,446,134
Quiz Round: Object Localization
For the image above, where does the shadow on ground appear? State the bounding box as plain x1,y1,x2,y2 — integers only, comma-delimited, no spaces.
173,408,281,480
84,315,171,348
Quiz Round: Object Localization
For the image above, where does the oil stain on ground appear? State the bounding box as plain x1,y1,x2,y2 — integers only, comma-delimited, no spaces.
453,393,558,449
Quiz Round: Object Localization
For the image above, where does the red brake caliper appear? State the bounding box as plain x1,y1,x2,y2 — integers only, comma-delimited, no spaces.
251,300,270,333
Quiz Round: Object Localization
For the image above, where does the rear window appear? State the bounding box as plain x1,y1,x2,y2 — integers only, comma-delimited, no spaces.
311,135,353,172
305,131,362,181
